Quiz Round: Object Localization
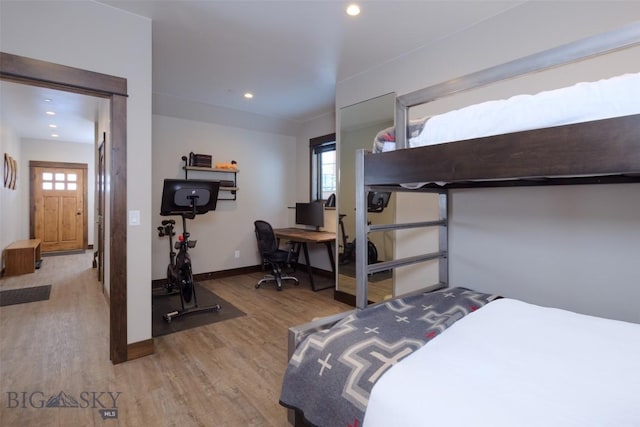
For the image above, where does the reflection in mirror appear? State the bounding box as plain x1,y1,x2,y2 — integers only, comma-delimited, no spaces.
336,92,396,304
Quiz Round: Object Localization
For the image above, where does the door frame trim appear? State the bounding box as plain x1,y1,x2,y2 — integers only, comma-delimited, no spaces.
1,52,129,364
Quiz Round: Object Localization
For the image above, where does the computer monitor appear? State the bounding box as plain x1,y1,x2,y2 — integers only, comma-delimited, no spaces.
367,191,391,213
295,202,324,231
160,179,220,217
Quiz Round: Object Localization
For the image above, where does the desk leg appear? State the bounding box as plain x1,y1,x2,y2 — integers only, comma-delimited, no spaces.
306,241,336,292
305,241,335,292
301,242,315,290
325,241,335,275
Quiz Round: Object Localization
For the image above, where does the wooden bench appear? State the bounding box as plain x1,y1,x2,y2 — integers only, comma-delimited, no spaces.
4,239,42,276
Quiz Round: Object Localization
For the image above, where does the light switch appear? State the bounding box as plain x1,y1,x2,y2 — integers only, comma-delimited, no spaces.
129,210,141,226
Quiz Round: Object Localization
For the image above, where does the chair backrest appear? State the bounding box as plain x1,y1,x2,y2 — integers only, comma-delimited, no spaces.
254,220,278,256
325,193,336,207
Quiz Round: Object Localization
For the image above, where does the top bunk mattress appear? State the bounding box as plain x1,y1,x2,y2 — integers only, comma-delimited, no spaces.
374,72,640,153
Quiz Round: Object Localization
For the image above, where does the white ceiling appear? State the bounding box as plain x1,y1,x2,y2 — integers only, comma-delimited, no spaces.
0,81,104,144
99,0,523,122
1,1,525,143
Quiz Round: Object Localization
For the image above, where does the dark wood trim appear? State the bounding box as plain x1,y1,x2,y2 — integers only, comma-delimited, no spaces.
110,94,128,364
309,132,336,147
82,166,89,251
298,265,333,278
127,339,154,361
364,115,640,187
309,133,336,201
0,52,127,96
152,265,333,289
333,289,373,307
28,161,88,169
195,265,262,282
1,52,129,365
152,265,263,289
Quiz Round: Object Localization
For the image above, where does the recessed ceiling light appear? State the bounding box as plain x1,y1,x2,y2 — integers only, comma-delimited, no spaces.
45,111,56,116
346,4,360,16
51,133,59,138
49,124,57,128
244,92,254,99
44,98,52,103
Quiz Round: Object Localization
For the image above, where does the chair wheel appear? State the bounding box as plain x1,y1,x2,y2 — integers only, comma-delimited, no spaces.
255,284,260,289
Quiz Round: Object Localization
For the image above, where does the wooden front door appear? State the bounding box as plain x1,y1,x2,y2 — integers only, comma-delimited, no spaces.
30,161,88,253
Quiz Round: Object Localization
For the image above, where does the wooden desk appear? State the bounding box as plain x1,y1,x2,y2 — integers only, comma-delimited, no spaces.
273,228,336,291
4,239,42,276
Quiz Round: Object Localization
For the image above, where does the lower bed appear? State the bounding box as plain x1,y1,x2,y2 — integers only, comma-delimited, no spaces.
280,288,640,426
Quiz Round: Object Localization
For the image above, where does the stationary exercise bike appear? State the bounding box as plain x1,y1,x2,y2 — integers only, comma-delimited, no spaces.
158,179,222,323
338,191,392,266
153,219,180,297
338,214,378,265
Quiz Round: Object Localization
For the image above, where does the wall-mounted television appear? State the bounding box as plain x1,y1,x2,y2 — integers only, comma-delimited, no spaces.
160,179,220,217
295,202,324,231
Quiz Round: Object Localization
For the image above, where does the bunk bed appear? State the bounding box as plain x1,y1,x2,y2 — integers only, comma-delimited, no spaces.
280,22,640,427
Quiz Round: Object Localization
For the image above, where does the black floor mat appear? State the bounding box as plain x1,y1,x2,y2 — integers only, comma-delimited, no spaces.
0,285,52,307
152,283,245,337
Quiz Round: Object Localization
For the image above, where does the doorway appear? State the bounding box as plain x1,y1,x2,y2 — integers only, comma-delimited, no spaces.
30,161,88,253
0,52,129,364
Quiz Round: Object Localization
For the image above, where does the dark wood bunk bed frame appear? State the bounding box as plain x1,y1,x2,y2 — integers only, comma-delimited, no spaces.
354,113,640,304
352,22,640,309
285,21,640,426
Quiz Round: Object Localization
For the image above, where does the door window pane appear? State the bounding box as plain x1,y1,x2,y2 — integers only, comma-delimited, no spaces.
42,170,79,191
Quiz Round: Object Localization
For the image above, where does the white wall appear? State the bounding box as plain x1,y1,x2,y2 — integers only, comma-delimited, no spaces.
294,112,337,272
450,185,640,322
295,111,336,203
0,122,22,262
335,1,640,322
337,2,640,109
151,115,297,279
1,1,153,343
20,139,95,245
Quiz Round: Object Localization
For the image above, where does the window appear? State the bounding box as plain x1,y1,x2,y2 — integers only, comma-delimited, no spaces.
41,171,77,191
310,133,336,202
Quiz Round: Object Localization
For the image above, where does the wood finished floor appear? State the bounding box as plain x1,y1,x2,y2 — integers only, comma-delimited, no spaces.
337,274,393,303
0,251,351,426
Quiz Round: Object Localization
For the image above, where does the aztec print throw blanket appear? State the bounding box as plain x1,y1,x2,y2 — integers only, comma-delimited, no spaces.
279,287,498,427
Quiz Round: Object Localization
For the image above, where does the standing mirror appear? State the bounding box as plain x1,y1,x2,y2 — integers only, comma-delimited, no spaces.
336,92,396,304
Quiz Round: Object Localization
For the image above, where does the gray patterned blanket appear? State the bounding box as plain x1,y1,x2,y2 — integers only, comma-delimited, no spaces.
279,287,498,427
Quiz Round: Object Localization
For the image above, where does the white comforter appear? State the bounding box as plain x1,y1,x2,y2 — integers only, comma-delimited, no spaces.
364,298,640,427
379,72,640,153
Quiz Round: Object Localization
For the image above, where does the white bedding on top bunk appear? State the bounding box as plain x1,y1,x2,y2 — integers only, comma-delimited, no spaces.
378,72,640,153
363,298,640,427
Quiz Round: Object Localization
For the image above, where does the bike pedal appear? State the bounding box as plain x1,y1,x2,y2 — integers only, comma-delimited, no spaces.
163,311,179,322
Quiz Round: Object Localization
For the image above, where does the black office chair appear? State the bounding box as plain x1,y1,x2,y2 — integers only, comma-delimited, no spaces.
254,220,299,291
325,193,336,207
